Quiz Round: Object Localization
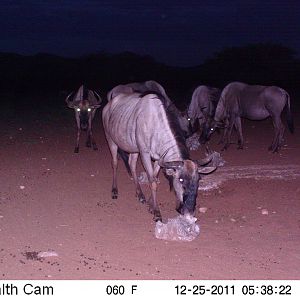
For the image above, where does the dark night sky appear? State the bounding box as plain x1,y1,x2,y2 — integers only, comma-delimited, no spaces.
1,0,300,66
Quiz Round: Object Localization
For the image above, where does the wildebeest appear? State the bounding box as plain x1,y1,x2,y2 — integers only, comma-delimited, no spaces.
107,80,170,101
187,85,221,136
107,80,191,137
102,91,216,222
200,82,294,152
65,85,102,153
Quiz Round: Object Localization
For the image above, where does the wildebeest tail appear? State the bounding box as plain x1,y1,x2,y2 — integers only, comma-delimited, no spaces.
285,92,294,133
117,149,132,176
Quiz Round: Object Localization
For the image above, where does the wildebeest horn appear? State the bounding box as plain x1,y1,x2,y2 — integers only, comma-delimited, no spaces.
196,153,213,166
90,91,102,108
65,92,75,108
198,166,217,174
94,91,102,103
160,161,184,169
205,146,213,155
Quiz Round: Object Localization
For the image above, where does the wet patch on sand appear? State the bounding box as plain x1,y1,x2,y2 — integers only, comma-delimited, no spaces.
199,164,300,191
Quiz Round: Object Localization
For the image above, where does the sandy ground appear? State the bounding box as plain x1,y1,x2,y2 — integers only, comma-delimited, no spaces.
0,104,299,280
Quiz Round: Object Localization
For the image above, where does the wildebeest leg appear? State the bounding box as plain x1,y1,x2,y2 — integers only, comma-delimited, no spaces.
218,128,226,145
87,130,98,150
153,161,161,178
107,140,118,199
86,131,91,148
218,119,229,145
74,128,80,153
222,119,234,151
129,153,146,203
235,117,244,149
91,132,98,150
87,118,98,150
140,152,162,222
269,116,284,152
278,123,285,149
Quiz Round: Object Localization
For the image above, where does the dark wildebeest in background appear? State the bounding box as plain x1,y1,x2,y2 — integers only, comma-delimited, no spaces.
66,85,102,153
102,91,216,222
200,82,294,152
107,80,191,137
187,85,221,137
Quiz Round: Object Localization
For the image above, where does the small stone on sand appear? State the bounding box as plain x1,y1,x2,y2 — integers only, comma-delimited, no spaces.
199,207,208,213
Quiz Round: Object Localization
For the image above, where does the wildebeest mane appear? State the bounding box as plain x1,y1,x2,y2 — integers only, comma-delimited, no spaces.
139,91,190,161
208,87,221,116
140,91,190,191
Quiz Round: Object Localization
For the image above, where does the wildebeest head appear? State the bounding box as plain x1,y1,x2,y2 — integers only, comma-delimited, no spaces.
74,100,96,130
177,110,192,137
160,156,216,217
199,118,225,144
186,106,209,136
65,86,102,131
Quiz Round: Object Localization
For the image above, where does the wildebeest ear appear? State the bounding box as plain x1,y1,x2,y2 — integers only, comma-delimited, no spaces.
215,120,226,128
198,166,216,174
66,101,75,108
90,103,101,109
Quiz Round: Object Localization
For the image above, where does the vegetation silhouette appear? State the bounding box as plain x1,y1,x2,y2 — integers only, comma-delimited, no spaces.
0,43,299,110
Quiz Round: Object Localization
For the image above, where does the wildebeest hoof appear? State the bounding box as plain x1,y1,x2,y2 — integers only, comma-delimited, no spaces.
86,141,91,148
237,145,243,150
148,206,154,214
148,204,157,215
93,145,98,151
268,145,278,153
148,205,162,221
138,194,146,204
74,147,79,153
153,213,162,222
111,188,118,199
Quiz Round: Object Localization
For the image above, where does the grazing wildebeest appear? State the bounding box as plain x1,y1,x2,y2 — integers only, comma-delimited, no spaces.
187,85,221,136
65,85,102,153
102,91,216,222
107,80,191,137
200,82,294,152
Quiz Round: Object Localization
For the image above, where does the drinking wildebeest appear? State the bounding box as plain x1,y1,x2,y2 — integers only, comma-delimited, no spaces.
102,91,216,222
200,82,294,152
107,80,191,137
187,85,221,135
65,85,102,153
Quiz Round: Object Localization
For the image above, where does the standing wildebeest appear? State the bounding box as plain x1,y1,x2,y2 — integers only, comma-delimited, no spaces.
187,85,221,136
200,82,294,152
102,91,216,222
66,85,102,153
107,80,191,137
